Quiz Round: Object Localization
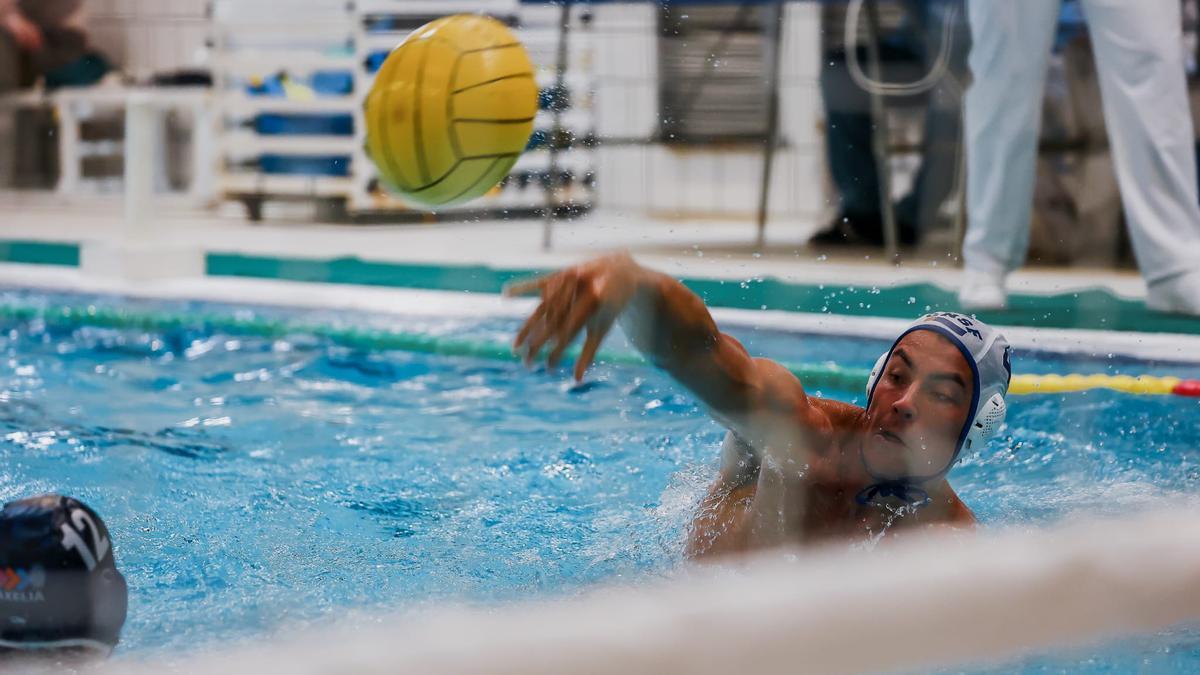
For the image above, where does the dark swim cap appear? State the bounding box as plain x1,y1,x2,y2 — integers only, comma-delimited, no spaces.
0,495,127,656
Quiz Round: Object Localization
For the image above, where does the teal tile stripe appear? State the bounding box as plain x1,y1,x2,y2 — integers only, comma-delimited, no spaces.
0,240,79,266
207,253,536,294
0,241,1196,336
206,252,1200,335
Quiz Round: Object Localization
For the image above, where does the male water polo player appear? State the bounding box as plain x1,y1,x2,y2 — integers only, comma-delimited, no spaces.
508,254,1011,557
0,494,127,659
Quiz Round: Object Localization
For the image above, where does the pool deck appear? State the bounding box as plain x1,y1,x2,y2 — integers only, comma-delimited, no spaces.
2,195,1199,354
0,195,1148,293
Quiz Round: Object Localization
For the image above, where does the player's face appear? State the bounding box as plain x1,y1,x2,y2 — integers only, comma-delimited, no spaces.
862,331,975,481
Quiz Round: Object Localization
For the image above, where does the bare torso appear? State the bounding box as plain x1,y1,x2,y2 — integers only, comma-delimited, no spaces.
686,397,975,559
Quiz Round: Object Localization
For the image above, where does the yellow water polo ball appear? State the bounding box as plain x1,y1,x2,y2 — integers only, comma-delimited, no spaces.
364,15,538,208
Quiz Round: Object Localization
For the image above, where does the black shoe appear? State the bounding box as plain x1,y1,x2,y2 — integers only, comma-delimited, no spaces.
812,211,919,247
810,224,855,245
812,212,883,246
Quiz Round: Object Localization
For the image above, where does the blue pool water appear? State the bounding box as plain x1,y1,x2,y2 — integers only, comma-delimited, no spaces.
1,288,1199,672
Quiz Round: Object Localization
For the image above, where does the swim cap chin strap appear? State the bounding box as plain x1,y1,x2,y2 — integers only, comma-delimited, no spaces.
857,313,1011,509
854,481,931,508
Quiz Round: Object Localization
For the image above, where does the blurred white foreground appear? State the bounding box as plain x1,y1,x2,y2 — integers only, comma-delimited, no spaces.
109,505,1200,675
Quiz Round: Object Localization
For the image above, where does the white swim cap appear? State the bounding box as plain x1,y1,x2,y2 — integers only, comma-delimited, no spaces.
865,312,1012,481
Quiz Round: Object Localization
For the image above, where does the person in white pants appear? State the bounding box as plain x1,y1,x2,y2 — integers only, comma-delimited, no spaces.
960,0,1200,315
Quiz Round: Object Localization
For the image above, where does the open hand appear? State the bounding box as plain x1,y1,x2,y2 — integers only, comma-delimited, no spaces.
505,253,643,381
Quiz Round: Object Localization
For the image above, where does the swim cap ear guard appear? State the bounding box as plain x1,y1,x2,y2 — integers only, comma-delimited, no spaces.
860,312,1012,506
964,392,1006,452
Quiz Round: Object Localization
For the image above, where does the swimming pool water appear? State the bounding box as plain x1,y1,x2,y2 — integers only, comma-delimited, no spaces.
1,289,1199,672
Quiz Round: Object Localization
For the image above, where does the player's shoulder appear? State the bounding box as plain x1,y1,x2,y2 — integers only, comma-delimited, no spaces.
948,491,978,525
809,396,866,431
920,484,978,527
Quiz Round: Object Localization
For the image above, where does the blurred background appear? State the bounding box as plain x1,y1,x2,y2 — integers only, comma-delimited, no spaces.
2,0,1197,274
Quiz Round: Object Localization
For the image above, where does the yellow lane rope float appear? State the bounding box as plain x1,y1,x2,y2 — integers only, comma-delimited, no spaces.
1009,373,1198,397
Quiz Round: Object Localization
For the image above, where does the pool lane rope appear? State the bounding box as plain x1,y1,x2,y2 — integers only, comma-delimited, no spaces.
3,303,1199,398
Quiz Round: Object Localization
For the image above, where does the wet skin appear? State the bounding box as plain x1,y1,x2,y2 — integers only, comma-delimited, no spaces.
508,254,976,559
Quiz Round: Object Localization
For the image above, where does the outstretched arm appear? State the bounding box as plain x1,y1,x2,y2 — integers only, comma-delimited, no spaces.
507,253,828,452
